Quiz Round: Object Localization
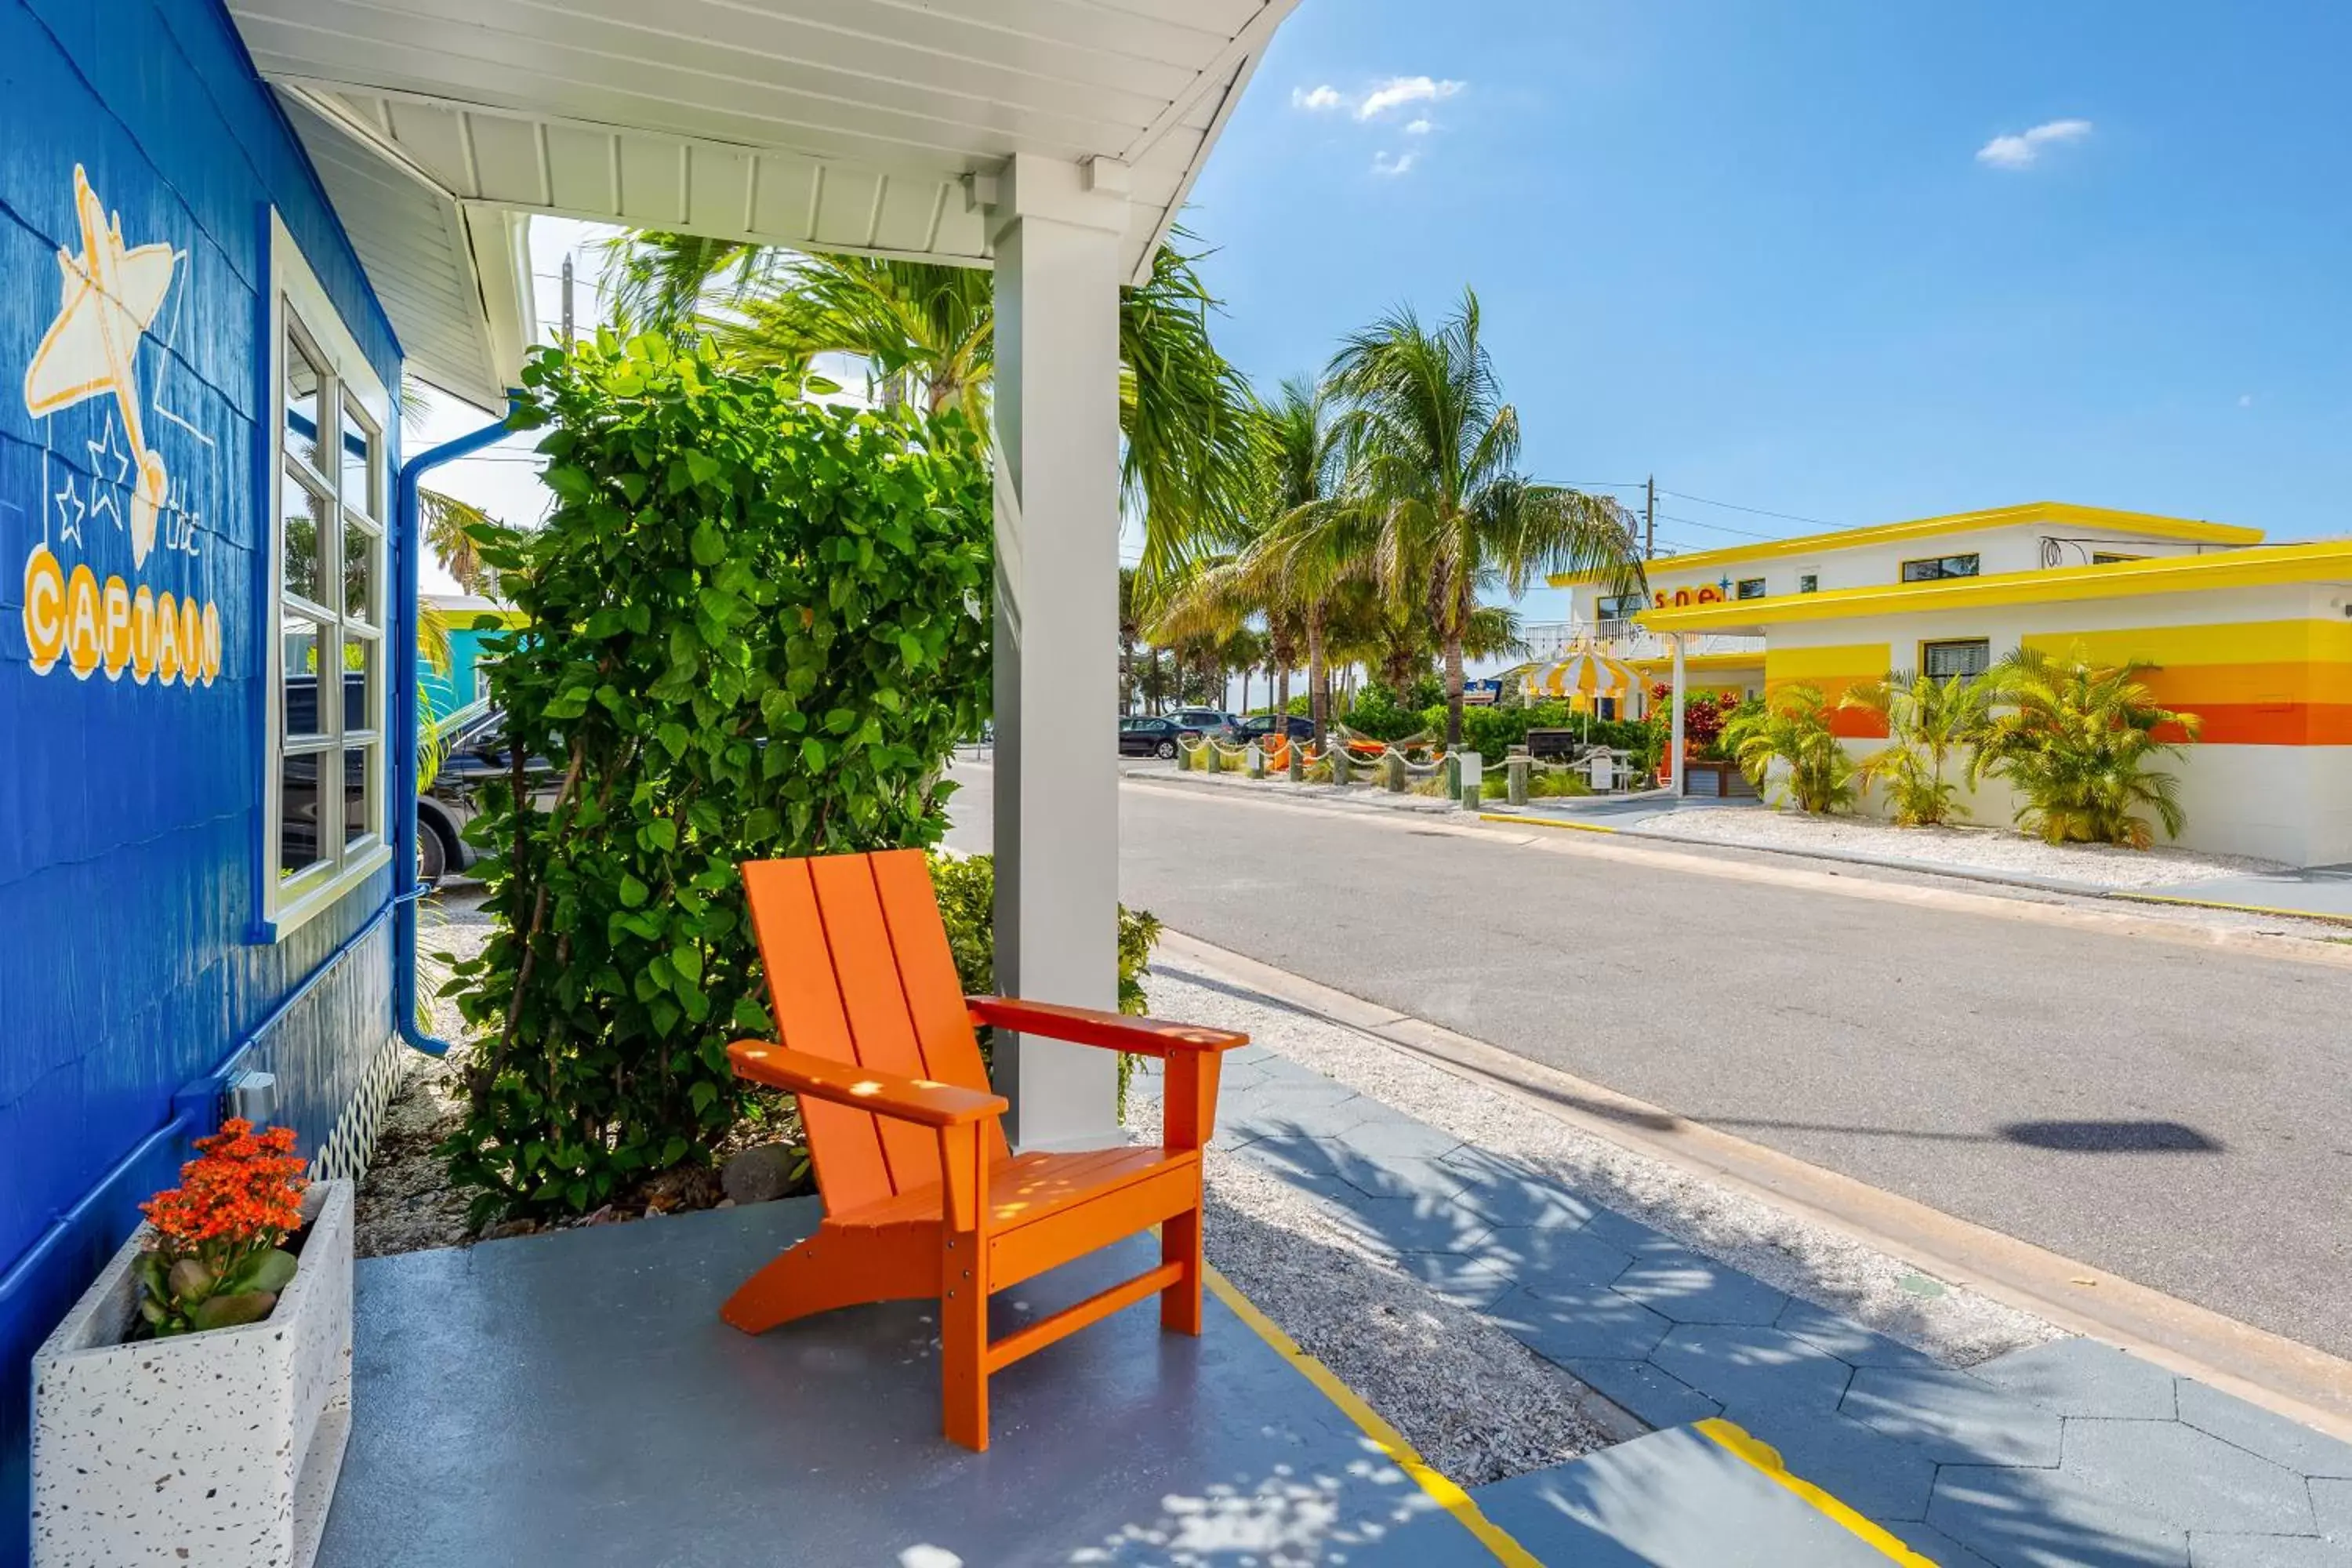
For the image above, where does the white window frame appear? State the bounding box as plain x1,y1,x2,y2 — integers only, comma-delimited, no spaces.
1921,638,1993,680
261,212,393,940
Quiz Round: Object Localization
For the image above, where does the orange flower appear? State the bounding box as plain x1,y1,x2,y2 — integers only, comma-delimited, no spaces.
140,1120,309,1254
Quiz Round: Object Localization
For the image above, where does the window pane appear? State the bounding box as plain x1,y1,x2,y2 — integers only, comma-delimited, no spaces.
285,333,325,473
283,618,326,741
343,511,377,622
1736,578,1766,601
1924,641,1991,679
343,744,377,845
338,634,376,735
280,751,325,877
282,466,329,605
340,405,376,514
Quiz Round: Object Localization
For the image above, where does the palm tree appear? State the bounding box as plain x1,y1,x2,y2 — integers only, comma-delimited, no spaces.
1844,670,1993,826
1724,684,1858,814
604,230,1264,579
1233,377,1356,745
1294,289,1642,747
1968,646,2198,848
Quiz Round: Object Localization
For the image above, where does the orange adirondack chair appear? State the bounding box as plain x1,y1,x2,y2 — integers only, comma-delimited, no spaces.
722,848,1247,1450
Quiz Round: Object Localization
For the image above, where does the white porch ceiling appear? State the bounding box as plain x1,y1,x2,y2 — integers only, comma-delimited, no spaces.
230,0,1298,407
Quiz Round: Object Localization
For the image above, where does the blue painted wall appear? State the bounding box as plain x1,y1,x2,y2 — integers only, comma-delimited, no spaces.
0,2,404,1558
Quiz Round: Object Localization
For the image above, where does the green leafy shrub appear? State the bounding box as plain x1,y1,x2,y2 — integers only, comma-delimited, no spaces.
929,851,1160,1111
1968,646,2198,848
439,332,992,1225
1724,684,1857,814
1846,670,1992,826
1338,683,1429,742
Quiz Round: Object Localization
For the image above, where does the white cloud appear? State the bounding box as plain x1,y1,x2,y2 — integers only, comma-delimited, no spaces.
2238,393,2256,408
1371,150,1418,177
1403,118,1433,136
1975,118,2093,169
1357,75,1464,121
1291,84,1344,111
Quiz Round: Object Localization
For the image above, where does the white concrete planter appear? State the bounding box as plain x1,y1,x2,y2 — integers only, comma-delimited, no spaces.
31,1179,354,1568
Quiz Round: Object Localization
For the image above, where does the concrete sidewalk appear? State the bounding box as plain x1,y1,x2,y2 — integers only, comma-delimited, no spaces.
1201,1029,2352,1566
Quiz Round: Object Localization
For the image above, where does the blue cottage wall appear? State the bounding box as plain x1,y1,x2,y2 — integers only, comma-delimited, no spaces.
0,2,408,1557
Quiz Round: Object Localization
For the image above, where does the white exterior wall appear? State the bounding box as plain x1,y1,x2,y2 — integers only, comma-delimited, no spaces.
1765,583,2352,866
1621,521,2224,612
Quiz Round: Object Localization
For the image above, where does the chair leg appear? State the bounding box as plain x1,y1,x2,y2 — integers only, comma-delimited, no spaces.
1160,1203,1204,1335
940,1225,989,1450
720,1221,935,1336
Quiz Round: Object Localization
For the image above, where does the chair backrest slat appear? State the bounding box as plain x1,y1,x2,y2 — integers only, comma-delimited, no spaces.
805,855,942,1196
740,858,893,1214
870,850,1009,1166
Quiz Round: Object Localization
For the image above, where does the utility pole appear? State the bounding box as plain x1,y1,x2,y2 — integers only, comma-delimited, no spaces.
560,254,575,344
1644,474,1656,561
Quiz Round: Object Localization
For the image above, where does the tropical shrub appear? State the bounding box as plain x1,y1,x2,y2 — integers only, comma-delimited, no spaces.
1724,684,1857,814
1341,683,1433,742
440,332,993,1224
1969,647,2198,848
1845,671,1993,826
931,851,1160,1111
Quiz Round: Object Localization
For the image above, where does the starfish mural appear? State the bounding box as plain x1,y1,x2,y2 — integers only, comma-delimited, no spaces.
24,165,176,567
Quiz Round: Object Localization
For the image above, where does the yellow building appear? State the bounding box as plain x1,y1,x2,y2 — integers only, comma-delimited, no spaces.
1550,503,2352,866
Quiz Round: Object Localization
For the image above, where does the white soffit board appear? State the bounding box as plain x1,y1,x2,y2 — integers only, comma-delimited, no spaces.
281,95,528,409
231,0,1295,286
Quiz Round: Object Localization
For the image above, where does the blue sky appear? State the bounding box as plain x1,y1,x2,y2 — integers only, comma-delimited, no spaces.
1183,1,2352,622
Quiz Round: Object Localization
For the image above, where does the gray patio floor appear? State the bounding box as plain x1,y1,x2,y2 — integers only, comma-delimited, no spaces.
315,1198,1499,1568
1210,1044,2352,1566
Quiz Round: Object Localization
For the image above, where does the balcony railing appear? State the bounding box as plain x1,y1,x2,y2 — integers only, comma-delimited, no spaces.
1519,619,1765,664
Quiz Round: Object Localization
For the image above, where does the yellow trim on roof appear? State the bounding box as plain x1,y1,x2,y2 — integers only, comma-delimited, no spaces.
1549,502,2264,586
1639,539,2352,633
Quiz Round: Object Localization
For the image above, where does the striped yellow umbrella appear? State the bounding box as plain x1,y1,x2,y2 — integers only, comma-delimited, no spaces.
1522,637,1639,710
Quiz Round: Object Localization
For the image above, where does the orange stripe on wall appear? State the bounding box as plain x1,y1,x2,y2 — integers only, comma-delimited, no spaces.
2156,703,2352,746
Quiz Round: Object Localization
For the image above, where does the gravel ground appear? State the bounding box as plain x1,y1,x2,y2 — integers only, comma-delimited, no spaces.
1127,1047,1619,1485
1642,805,2288,889
1140,967,2060,1373
354,892,494,1258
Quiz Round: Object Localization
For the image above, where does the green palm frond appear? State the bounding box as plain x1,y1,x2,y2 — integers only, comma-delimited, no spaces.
1274,288,1641,745
1969,644,2198,848
1724,684,1857,814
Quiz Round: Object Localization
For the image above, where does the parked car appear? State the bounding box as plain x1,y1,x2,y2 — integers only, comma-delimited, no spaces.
1118,715,1189,759
1234,713,1314,743
416,702,557,884
1163,707,1240,742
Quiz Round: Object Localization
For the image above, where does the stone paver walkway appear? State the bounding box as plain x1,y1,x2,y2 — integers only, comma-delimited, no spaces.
1210,1042,2352,1566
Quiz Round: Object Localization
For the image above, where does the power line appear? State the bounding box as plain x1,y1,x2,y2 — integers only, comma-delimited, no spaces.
1658,488,1842,531
1654,510,1779,542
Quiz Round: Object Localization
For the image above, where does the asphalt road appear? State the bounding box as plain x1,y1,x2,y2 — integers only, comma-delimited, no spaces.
945,761,2352,1361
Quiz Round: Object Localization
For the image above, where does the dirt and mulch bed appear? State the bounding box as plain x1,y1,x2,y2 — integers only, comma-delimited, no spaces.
356,887,808,1259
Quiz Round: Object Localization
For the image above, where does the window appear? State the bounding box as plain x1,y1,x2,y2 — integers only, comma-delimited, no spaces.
1901,553,1980,583
1595,592,1646,620
1798,573,1820,594
2091,552,2143,565
1735,578,1767,601
1922,639,1991,679
263,214,392,938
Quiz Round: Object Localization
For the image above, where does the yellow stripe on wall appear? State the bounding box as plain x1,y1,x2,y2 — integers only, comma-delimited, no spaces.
2022,619,2352,668
1766,643,1890,684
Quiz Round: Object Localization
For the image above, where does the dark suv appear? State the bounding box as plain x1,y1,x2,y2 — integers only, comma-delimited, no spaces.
1234,713,1313,743
416,704,557,884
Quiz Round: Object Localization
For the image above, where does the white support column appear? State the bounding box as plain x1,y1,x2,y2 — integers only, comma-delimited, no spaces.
1669,633,1688,799
985,154,1128,1151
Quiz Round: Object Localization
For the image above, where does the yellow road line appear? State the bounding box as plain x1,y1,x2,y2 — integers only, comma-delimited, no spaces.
1203,1264,1543,1567
1695,1419,1934,1565
2116,891,2352,927
1477,811,1620,835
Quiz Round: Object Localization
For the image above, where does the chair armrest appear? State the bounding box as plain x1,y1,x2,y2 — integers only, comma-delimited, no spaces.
727,1041,1007,1127
965,996,1248,1058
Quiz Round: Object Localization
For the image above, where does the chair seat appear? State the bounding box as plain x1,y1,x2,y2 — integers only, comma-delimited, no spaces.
830,1146,1194,1236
